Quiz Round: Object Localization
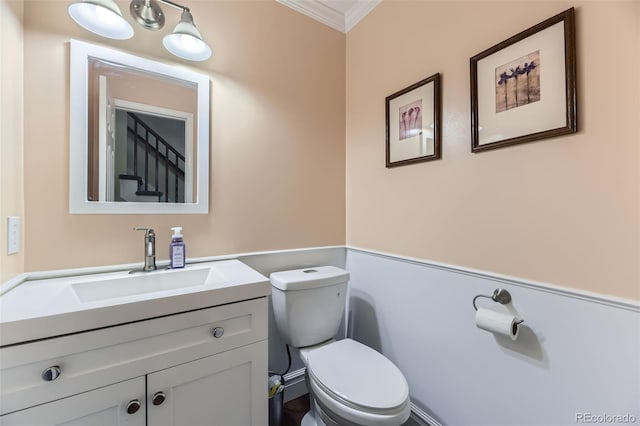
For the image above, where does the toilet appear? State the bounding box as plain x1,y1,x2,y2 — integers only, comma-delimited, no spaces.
270,266,410,426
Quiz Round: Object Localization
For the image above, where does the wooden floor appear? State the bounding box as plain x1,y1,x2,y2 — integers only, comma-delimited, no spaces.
281,394,310,426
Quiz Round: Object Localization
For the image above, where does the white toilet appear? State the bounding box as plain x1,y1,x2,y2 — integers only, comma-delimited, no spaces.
270,266,410,426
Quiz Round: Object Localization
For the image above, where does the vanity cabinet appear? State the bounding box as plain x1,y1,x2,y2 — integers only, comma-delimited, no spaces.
0,298,268,426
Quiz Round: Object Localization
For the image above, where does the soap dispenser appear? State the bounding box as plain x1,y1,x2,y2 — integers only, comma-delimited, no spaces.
169,227,186,268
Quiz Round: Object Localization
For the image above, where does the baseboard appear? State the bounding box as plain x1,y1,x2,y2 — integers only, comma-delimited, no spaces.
410,403,442,426
282,367,307,403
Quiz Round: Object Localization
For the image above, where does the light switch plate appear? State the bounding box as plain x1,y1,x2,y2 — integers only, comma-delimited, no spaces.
7,216,20,255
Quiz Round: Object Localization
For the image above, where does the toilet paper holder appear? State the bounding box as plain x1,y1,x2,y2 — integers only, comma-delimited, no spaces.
472,288,523,325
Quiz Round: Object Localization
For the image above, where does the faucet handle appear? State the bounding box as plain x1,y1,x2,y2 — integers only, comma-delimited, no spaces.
134,227,155,237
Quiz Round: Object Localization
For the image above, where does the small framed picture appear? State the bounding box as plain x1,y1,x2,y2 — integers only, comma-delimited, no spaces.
386,73,442,167
470,8,577,152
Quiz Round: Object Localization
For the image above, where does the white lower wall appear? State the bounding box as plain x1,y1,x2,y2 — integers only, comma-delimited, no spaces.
346,248,640,426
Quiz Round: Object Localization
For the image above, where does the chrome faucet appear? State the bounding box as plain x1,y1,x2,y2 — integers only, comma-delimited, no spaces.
134,227,157,272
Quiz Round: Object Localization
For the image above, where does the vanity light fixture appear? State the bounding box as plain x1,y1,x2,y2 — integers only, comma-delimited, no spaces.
68,0,212,61
68,0,134,40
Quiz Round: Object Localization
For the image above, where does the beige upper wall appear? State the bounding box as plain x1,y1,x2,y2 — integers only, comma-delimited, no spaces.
21,0,345,272
7,1,639,301
346,1,640,300
0,0,24,283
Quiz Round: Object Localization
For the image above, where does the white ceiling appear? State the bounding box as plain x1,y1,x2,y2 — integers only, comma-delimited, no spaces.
276,0,381,33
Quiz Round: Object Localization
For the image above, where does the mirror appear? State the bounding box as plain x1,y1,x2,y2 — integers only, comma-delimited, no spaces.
69,39,210,214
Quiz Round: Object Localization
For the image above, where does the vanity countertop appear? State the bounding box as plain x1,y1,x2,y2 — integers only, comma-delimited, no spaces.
0,260,270,347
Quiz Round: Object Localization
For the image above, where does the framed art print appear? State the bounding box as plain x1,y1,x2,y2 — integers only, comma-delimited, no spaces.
470,8,577,152
386,73,442,167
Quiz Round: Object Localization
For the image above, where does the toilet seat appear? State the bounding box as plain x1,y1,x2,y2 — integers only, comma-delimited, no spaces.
309,376,411,426
306,339,410,425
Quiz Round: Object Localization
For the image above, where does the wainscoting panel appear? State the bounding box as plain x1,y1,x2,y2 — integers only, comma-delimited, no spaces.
346,248,639,426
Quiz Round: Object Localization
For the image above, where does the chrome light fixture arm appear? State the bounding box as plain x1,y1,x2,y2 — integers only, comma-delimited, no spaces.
130,0,191,31
156,0,189,13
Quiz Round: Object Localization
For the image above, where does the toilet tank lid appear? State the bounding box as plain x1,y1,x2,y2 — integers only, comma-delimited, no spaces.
270,266,349,291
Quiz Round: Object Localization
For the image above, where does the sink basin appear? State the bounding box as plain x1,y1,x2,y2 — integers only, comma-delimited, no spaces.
72,266,226,303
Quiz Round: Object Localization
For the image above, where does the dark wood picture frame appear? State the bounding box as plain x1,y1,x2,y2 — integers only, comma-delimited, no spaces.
386,73,442,167
470,8,577,153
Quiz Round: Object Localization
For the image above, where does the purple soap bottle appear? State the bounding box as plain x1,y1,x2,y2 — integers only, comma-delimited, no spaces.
169,227,186,268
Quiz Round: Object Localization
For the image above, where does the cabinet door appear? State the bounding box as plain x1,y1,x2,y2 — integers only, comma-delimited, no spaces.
147,341,267,426
0,377,146,426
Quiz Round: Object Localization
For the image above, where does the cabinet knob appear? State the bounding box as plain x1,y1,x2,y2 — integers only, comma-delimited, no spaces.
211,327,224,338
152,391,166,406
41,366,61,382
126,399,141,414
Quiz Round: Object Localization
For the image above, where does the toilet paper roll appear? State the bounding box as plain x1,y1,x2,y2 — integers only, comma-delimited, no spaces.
475,307,520,340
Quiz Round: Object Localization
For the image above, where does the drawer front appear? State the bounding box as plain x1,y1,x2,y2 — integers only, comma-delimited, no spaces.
0,297,267,415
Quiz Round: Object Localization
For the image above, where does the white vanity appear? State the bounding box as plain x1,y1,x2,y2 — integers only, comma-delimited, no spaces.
0,260,270,425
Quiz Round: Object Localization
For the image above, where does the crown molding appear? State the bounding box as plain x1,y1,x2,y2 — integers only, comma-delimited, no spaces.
277,0,380,33
344,0,380,32
277,0,345,32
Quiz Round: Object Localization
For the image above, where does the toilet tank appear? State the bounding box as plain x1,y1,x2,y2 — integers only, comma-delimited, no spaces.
270,266,349,348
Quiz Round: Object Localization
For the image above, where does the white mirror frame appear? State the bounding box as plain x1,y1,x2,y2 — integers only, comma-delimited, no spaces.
69,39,210,214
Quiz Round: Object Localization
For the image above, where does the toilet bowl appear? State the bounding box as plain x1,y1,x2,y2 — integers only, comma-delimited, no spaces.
300,339,410,426
270,266,411,426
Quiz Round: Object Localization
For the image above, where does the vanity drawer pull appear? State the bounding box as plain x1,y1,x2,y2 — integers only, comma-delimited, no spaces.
211,327,224,338
126,399,141,414
41,366,61,382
